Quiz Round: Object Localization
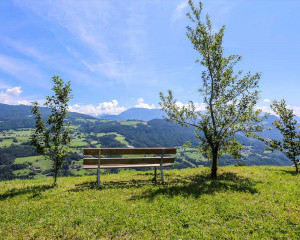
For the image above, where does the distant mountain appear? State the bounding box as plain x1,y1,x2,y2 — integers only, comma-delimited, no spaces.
100,108,166,121
0,103,96,131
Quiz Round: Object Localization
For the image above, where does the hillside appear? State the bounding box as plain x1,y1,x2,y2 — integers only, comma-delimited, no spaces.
0,103,96,131
0,103,294,181
100,108,166,121
0,166,299,239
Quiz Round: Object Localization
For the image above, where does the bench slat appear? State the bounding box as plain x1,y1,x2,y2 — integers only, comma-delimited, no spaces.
83,148,176,156
84,157,175,165
83,163,173,169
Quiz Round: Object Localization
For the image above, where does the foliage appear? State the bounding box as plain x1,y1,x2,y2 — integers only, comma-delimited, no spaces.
263,99,300,173
0,167,299,239
160,0,267,178
30,76,73,184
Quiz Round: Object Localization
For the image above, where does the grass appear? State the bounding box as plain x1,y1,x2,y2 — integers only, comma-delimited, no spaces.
0,166,299,239
119,121,146,127
0,138,13,147
70,138,88,147
14,156,52,170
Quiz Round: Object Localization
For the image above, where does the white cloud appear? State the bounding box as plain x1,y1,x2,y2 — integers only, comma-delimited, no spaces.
255,105,274,115
288,105,300,118
172,1,188,23
255,104,300,117
135,98,156,109
264,98,271,103
0,86,30,105
175,101,206,112
69,100,126,116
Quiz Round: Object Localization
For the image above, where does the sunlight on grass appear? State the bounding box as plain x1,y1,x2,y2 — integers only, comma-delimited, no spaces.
0,166,299,239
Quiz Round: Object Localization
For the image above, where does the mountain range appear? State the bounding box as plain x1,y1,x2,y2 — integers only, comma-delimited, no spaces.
0,103,298,181
100,108,166,121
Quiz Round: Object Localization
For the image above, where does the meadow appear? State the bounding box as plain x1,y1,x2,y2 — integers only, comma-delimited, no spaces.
0,166,299,239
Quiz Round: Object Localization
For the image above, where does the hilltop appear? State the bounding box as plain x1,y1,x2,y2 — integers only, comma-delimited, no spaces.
0,166,299,239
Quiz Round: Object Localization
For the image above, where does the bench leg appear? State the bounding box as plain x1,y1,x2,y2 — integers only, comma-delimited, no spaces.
154,167,157,182
160,167,164,184
97,167,100,186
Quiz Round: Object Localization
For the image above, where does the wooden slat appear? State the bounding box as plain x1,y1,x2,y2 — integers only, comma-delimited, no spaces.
83,163,172,169
83,148,176,155
84,157,175,165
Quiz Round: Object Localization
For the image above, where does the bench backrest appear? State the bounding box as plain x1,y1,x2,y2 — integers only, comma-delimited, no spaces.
83,148,176,166
83,148,176,156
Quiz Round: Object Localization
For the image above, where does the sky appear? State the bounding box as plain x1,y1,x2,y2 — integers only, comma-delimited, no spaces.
0,0,300,116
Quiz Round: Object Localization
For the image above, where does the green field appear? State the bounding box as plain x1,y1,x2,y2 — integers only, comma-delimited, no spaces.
119,120,146,128
0,166,299,239
14,156,52,170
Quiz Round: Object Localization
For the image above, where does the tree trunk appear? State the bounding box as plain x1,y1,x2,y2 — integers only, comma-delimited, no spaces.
293,158,299,174
211,150,218,178
54,167,58,184
54,160,58,184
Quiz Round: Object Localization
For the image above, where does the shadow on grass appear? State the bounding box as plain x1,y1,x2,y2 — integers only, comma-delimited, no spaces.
69,171,258,199
131,171,259,201
279,169,298,176
268,168,299,176
0,184,55,201
69,178,159,192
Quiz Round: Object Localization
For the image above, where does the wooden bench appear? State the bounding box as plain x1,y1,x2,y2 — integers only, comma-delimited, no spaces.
83,148,176,186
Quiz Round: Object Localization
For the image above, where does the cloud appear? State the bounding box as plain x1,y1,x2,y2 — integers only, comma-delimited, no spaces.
175,101,206,112
255,103,300,117
172,1,188,23
0,37,46,61
0,54,48,87
13,0,124,81
288,105,300,118
255,105,274,115
0,86,30,105
69,100,126,116
264,98,271,103
135,98,156,109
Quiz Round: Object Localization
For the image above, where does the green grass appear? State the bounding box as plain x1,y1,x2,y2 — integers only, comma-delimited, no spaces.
119,121,146,127
13,169,30,176
0,166,299,239
0,138,13,147
114,133,129,145
70,138,88,147
14,156,52,170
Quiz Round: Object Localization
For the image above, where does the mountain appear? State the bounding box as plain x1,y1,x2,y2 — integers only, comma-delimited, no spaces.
0,103,298,181
0,103,96,131
100,108,166,121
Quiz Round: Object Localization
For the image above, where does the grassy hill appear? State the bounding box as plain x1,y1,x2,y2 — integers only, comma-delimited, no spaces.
0,166,299,239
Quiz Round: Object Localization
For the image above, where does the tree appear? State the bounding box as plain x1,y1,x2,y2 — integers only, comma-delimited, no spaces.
263,99,300,173
30,76,72,184
159,0,267,178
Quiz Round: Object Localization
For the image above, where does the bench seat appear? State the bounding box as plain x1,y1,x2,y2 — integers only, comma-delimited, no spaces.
83,163,172,169
83,147,176,186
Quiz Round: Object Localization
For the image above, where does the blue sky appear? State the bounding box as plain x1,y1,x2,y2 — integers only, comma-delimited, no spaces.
0,0,299,116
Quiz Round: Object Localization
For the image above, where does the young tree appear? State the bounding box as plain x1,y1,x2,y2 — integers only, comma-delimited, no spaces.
264,99,300,173
160,0,267,178
30,76,72,184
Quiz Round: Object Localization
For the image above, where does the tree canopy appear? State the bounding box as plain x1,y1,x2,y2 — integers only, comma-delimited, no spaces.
263,99,300,173
160,0,267,178
30,76,72,184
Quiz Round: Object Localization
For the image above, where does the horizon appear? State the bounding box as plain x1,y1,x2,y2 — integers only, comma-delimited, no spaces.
1,0,300,116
